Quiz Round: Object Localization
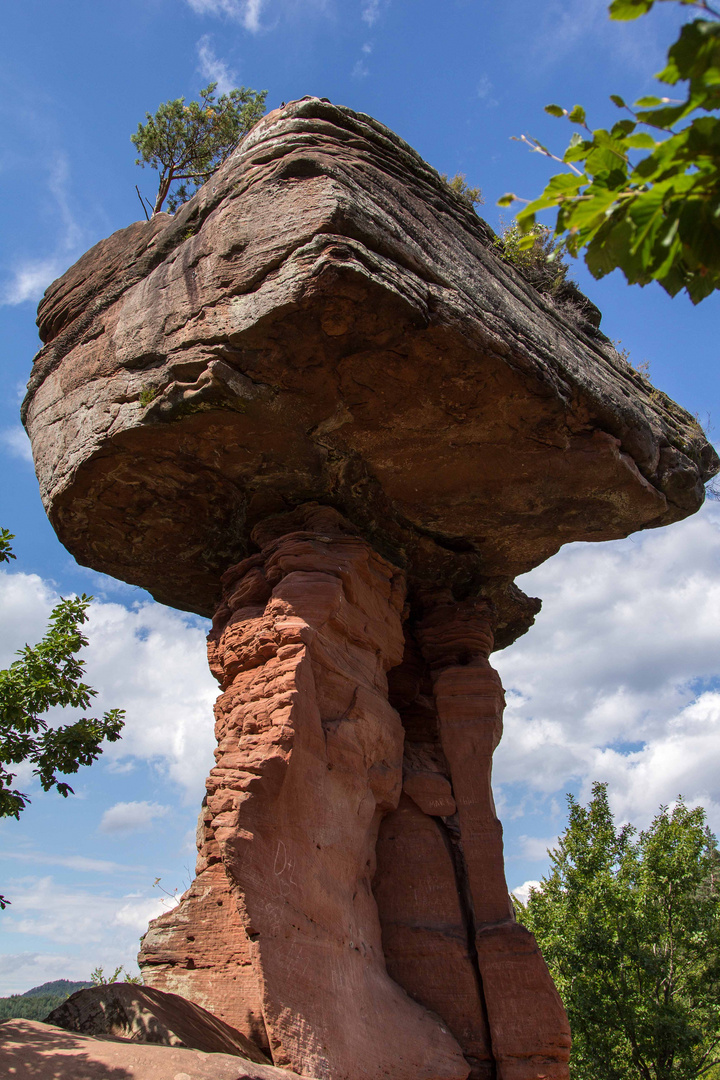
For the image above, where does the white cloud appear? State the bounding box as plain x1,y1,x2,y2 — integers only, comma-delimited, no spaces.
197,35,238,94
1,154,85,307
511,880,541,906
0,571,218,801
0,424,33,462
361,0,383,27
187,0,266,31
1,257,66,306
0,951,93,996
0,851,135,874
494,501,720,833
99,801,170,835
352,58,370,78
0,875,167,988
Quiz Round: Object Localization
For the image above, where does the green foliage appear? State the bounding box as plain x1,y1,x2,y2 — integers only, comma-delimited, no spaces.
496,222,572,296
0,993,69,1021
0,530,125,906
500,0,720,303
0,980,92,1021
518,783,720,1080
132,81,267,214
0,529,16,565
139,384,159,407
90,965,142,985
441,172,484,208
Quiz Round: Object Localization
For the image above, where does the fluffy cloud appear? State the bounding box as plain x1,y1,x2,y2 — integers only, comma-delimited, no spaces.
511,880,541,906
0,425,33,462
0,570,218,801
197,35,237,95
494,500,720,832
99,802,171,835
1,257,66,306
0,875,170,991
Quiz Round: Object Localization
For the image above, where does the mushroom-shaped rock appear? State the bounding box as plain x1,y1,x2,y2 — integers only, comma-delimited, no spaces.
23,98,718,1080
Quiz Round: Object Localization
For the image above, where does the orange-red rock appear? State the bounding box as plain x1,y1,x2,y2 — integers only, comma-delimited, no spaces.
141,507,469,1080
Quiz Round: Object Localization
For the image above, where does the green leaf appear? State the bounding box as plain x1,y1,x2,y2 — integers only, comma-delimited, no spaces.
568,105,587,125
633,95,665,108
497,193,517,207
609,0,653,20
545,104,566,118
624,132,658,150
610,94,627,108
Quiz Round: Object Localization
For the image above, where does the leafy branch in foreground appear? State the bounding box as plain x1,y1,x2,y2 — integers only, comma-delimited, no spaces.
0,531,125,907
132,81,267,215
500,0,720,304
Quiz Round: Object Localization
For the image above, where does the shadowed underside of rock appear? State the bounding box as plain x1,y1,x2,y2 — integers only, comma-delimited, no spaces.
23,97,718,1080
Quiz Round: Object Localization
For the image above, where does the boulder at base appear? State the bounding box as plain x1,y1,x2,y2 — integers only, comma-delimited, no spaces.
0,1018,308,1080
45,982,270,1063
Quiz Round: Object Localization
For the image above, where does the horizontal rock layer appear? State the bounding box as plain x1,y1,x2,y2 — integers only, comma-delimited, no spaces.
24,98,718,647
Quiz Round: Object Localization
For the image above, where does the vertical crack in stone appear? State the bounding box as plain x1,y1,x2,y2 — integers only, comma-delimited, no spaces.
417,593,572,1080
434,810,497,1080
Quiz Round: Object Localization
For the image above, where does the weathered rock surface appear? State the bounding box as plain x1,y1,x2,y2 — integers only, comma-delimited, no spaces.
23,97,717,647
141,506,468,1080
0,1018,307,1080
23,96,718,1080
45,982,269,1063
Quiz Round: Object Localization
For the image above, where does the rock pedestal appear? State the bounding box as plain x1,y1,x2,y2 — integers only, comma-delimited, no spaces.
23,96,718,1080
139,507,569,1080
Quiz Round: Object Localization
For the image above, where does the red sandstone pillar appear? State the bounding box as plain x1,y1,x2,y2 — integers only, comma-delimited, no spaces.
140,507,468,1080
418,597,571,1080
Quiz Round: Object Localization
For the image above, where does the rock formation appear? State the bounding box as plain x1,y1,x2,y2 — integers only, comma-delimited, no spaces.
0,1018,305,1080
23,97,718,1080
45,982,271,1062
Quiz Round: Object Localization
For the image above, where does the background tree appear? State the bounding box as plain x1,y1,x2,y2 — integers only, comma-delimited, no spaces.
0,530,124,907
132,81,267,215
517,783,720,1080
500,0,720,303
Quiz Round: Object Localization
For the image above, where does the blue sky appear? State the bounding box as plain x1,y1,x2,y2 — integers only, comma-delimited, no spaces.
0,0,719,994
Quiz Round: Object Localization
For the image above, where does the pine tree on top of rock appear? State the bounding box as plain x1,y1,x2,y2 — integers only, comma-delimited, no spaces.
132,81,267,216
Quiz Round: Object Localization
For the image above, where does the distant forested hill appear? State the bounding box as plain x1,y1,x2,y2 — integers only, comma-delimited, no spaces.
0,979,92,1020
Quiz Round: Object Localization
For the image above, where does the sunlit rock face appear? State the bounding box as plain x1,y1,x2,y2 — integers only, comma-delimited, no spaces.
24,97,718,1080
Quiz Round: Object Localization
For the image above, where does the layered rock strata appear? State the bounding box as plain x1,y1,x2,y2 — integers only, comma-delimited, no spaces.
140,507,570,1080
